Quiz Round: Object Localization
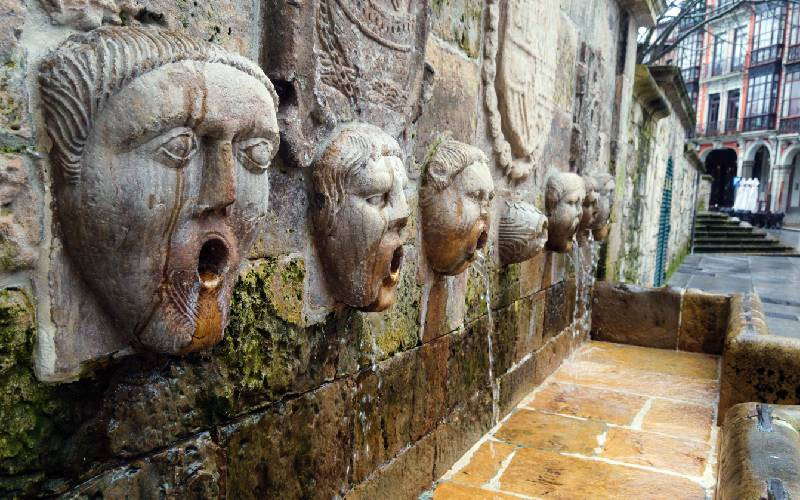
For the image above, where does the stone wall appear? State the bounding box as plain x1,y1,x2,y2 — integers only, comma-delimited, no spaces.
0,0,654,497
606,65,702,286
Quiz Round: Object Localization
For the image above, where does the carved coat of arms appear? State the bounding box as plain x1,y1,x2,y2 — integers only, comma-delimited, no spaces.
484,0,559,181
262,0,429,168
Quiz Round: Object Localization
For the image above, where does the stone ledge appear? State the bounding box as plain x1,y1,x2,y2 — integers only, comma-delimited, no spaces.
717,402,800,500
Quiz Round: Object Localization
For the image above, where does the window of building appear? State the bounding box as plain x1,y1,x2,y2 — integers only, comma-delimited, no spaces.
744,69,780,130
678,31,703,82
712,35,727,76
707,93,721,133
726,89,740,131
731,27,746,71
789,6,800,61
751,4,786,65
783,66,800,117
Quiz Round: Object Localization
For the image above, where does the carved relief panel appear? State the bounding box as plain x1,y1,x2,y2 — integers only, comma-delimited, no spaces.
37,27,279,378
265,0,430,168
420,140,495,276
483,0,559,182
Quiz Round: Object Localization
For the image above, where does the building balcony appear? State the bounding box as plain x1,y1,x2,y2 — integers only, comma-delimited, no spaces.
681,65,701,83
779,116,800,133
750,44,784,67
743,113,777,131
702,58,745,79
788,45,800,63
696,118,740,137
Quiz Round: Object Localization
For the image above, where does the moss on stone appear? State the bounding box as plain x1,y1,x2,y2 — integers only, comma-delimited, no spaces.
0,290,58,479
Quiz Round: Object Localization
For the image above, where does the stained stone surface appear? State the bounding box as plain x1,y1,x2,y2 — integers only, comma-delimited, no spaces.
0,0,650,496
432,341,720,499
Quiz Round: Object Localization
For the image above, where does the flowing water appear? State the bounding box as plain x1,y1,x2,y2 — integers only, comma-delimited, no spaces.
475,253,500,425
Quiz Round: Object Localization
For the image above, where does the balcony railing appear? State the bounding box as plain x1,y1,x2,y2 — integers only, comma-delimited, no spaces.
788,45,800,63
743,113,777,131
702,58,745,79
725,117,739,133
750,44,784,67
681,65,701,83
779,116,800,133
695,118,740,137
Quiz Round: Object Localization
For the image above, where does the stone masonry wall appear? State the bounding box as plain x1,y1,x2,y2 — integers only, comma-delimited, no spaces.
0,0,644,497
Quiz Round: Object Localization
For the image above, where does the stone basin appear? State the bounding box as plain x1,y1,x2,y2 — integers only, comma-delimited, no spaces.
430,283,800,499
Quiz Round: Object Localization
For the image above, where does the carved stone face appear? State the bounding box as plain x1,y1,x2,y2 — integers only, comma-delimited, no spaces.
312,123,410,311
498,201,548,265
52,61,278,354
576,176,599,245
420,140,494,276
545,172,586,253
591,173,615,241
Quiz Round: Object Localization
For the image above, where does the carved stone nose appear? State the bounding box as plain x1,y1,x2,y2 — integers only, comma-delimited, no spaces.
198,141,236,215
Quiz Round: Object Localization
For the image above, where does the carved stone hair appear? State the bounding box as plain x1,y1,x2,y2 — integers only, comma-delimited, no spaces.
419,139,488,208
545,172,584,213
311,122,402,233
39,26,279,184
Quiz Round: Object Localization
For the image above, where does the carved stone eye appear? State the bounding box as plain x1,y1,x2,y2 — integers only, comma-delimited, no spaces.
158,129,197,166
367,192,389,208
238,139,274,173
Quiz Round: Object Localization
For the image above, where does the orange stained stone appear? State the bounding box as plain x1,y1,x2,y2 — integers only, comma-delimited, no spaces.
433,482,520,499
526,381,648,426
642,398,716,443
498,447,706,499
553,359,719,404
601,427,710,477
449,440,516,487
495,409,605,455
576,341,719,381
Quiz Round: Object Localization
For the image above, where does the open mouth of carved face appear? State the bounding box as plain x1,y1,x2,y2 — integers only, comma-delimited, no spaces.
476,230,489,251
198,237,230,291
388,245,404,283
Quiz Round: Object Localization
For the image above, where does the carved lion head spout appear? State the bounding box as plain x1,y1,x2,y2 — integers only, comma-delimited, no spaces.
545,172,586,253
499,201,548,266
576,175,599,246
311,122,410,312
591,172,615,241
420,140,494,276
39,27,279,354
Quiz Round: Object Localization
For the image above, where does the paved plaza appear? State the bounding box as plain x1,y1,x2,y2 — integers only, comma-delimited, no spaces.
669,254,800,339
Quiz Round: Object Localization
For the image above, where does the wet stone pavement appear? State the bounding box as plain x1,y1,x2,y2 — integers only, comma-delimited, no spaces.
669,254,800,339
429,341,720,499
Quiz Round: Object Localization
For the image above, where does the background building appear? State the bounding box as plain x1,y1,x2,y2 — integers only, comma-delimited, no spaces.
685,0,800,226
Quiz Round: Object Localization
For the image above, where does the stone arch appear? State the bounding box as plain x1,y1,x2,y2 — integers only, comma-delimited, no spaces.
743,139,774,163
779,143,800,166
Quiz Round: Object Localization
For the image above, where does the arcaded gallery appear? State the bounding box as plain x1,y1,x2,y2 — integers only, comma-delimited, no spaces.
1,0,800,498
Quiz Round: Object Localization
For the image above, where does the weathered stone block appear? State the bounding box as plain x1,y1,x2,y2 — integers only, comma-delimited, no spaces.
347,432,435,500
678,289,729,355
447,316,490,410
415,38,481,160
68,433,224,499
431,0,483,58
544,281,568,340
413,335,449,440
591,282,681,349
492,291,544,376
223,379,354,499
497,351,537,417
433,389,493,478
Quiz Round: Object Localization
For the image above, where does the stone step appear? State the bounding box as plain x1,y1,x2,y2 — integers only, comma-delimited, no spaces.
693,244,797,253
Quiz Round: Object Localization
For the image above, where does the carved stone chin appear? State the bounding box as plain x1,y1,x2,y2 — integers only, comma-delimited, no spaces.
311,122,410,311
39,27,279,355
420,140,494,276
576,175,599,246
591,172,615,241
498,201,548,266
545,172,585,253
